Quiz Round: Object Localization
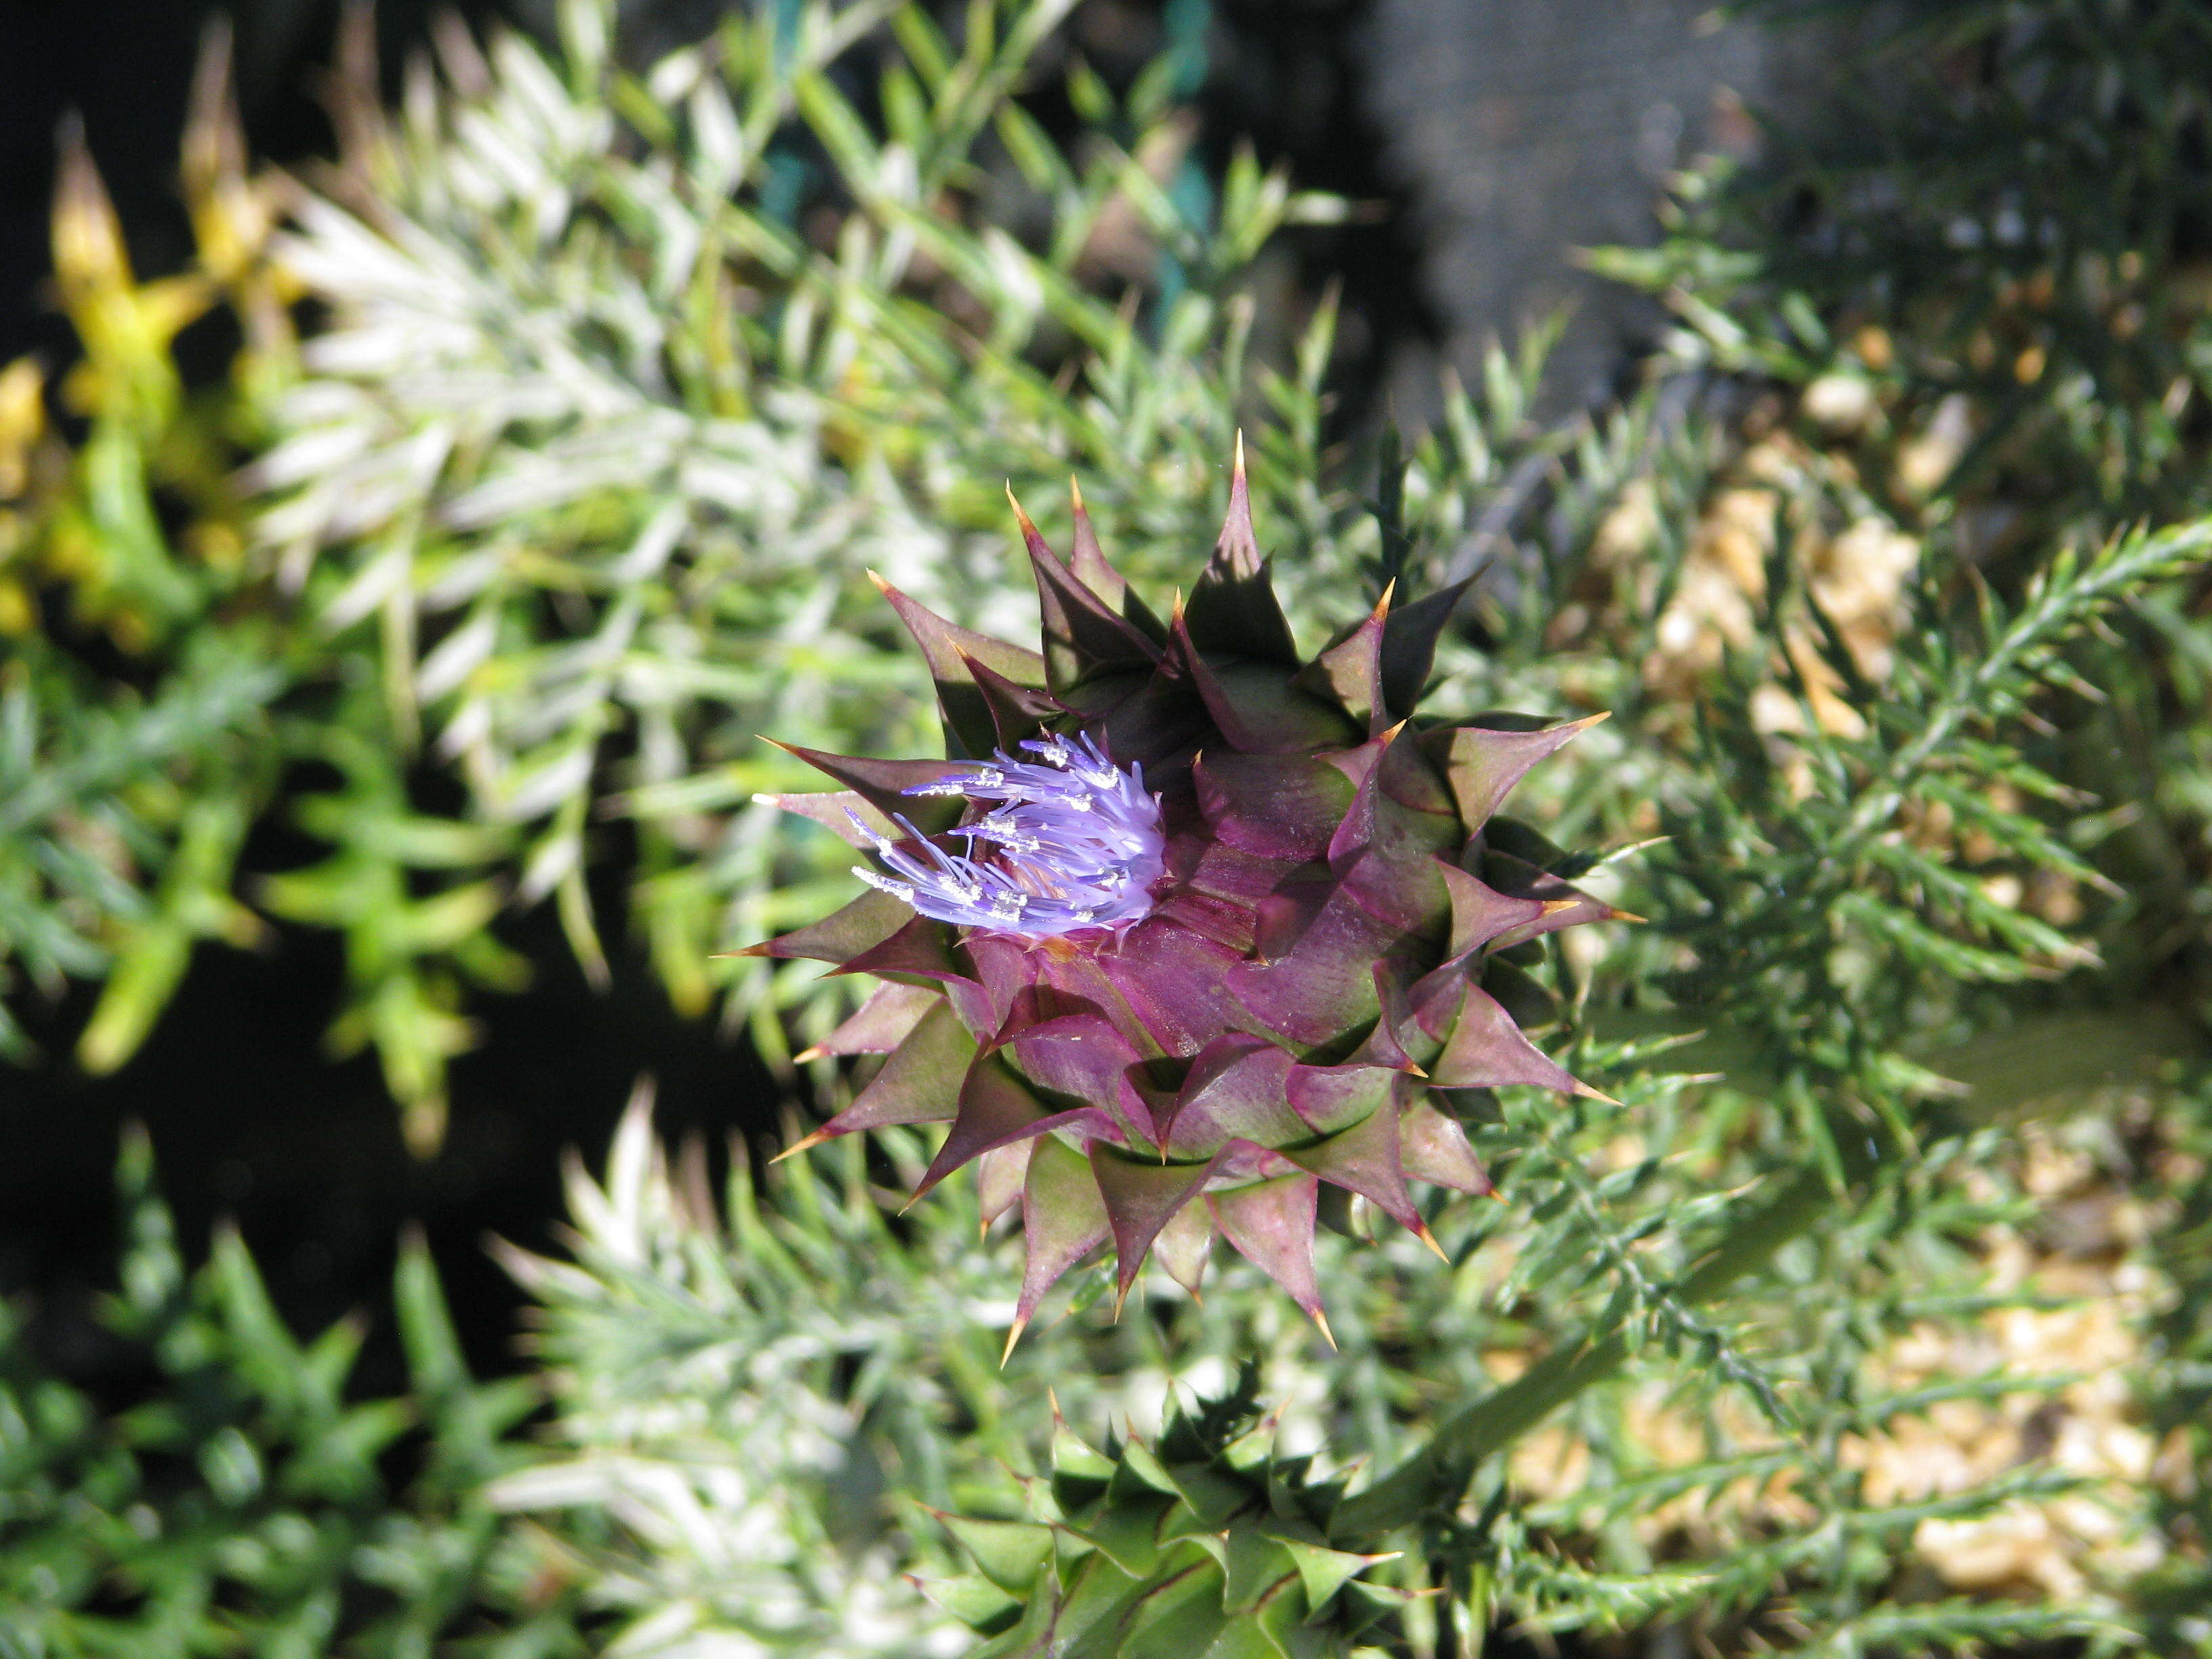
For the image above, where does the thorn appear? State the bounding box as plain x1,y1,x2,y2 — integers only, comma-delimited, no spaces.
1572,1080,1622,1106
1069,475,1084,512
770,1127,834,1164
865,569,893,594
1006,483,1042,541
1564,710,1611,733
792,1042,831,1064
1374,579,1396,617
1415,1223,1449,1263
1310,1307,1337,1350
1608,907,1649,924
1540,897,1582,916
1378,718,1409,746
1406,1063,1429,1080
1232,428,1246,483
1001,1315,1029,1367
729,943,771,959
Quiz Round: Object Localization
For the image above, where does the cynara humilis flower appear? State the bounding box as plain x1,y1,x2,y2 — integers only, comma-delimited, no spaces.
747,443,1620,1351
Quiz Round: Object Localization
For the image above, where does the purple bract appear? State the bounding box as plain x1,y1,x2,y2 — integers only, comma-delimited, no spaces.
851,733,1165,937
748,445,1621,1347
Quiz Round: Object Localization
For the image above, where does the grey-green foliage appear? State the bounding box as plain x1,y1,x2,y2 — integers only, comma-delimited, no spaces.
0,1126,586,1657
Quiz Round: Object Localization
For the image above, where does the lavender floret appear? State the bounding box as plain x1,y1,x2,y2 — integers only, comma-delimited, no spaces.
852,733,1164,937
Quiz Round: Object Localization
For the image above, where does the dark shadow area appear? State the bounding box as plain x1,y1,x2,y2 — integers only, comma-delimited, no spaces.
0,884,781,1397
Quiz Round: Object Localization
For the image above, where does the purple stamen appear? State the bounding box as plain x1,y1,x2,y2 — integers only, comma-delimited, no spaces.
853,733,1165,938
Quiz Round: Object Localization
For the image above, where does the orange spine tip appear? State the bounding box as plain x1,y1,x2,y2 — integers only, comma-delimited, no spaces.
1000,1317,1029,1367
769,1126,834,1164
1311,1308,1338,1350
1415,1224,1449,1263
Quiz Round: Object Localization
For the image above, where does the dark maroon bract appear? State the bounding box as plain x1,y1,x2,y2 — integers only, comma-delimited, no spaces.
747,445,1620,1349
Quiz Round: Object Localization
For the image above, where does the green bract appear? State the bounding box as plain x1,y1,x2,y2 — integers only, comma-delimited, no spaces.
932,1365,1418,1657
751,447,1619,1343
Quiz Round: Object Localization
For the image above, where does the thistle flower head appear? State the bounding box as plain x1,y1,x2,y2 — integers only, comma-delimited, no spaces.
852,734,1165,936
747,443,1622,1345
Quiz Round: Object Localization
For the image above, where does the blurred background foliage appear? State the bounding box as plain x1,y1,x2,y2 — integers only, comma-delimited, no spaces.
5,0,2212,1654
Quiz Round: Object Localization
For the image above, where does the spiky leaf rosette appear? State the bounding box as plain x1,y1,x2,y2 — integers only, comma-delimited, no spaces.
927,1365,1418,1658
749,447,1619,1343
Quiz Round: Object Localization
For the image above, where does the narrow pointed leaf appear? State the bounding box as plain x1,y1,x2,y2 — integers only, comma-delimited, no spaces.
1209,1172,1324,1318
1187,443,1300,666
1069,480,1168,640
1438,861,1549,960
916,1049,1080,1200
1089,1144,1214,1300
1171,615,1352,754
815,1000,975,1138
1282,1060,1399,1139
1165,1034,1305,1158
1400,1098,1492,1194
1345,962,1421,1071
1277,1537,1393,1614
740,886,909,964
1016,1132,1113,1326
765,739,969,827
756,787,897,846
1151,1196,1215,1296
978,1137,1035,1229
1419,714,1603,830
1292,595,1389,732
943,1514,1057,1595
796,980,937,1061
1427,982,1581,1093
872,574,1046,757
834,914,967,985
1016,492,1162,690
1378,576,1473,719
960,647,1065,749
1479,848,1628,949
1281,1089,1422,1230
